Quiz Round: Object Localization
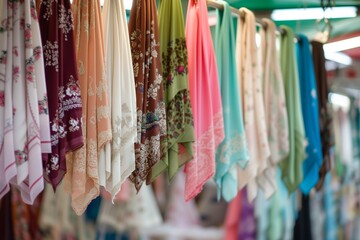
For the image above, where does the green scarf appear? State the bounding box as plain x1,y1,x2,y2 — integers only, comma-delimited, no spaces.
149,0,195,181
279,26,306,193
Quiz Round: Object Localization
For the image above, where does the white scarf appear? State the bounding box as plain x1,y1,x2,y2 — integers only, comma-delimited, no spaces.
99,0,137,200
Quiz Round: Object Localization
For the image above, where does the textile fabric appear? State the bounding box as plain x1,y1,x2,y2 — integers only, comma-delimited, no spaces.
213,0,249,202
258,18,289,198
151,0,195,182
39,0,84,190
64,0,112,215
184,0,225,201
296,35,323,194
236,8,270,202
0,0,51,204
128,0,167,191
279,26,306,193
100,0,137,200
311,41,334,191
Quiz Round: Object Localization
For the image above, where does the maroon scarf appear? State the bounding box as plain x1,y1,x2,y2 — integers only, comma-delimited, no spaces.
39,0,83,189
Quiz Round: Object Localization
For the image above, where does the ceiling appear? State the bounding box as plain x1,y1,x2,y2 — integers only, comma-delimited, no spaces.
222,0,360,40
226,0,360,10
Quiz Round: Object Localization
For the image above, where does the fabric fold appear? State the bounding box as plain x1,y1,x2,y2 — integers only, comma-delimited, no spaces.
213,1,249,202
184,0,225,201
279,26,306,193
257,18,290,198
311,41,334,191
236,8,270,202
149,0,195,182
296,34,323,194
128,0,167,191
64,0,112,215
39,0,84,190
100,0,137,200
0,0,51,204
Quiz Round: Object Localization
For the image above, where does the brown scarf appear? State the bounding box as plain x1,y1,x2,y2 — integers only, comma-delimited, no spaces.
311,41,334,190
128,0,167,191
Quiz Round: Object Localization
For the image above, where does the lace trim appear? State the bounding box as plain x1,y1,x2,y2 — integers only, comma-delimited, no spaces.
194,110,224,150
216,133,248,165
185,110,224,200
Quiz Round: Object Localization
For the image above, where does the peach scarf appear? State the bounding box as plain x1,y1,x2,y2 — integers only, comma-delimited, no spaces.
64,0,112,215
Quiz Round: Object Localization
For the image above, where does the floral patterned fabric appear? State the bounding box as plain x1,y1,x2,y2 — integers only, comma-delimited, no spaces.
39,0,84,190
184,0,225,201
128,0,167,191
149,0,195,182
0,0,51,204
100,0,137,200
64,0,112,215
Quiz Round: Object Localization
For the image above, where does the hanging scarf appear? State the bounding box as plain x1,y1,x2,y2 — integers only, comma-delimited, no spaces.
236,8,270,202
184,0,225,201
64,0,112,215
149,0,195,183
257,18,289,198
39,0,84,190
279,26,306,193
128,0,167,191
311,41,334,191
213,1,248,202
0,0,51,204
100,0,137,200
296,35,323,194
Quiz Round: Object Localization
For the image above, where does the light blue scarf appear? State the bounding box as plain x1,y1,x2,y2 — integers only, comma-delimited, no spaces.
213,0,249,201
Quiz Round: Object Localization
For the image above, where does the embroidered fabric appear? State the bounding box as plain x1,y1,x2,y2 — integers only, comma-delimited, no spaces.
128,0,167,191
39,0,84,190
64,0,112,216
149,0,195,182
184,111,225,201
213,0,249,202
99,0,137,201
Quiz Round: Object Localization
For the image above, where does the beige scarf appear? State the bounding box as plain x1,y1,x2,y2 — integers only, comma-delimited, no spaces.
236,8,270,202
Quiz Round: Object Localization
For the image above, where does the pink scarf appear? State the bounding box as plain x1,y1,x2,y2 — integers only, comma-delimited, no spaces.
184,0,225,201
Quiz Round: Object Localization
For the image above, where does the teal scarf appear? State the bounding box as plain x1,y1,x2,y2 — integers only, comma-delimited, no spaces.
213,1,249,201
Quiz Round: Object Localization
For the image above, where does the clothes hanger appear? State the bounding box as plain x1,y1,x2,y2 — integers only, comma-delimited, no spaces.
313,16,332,43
